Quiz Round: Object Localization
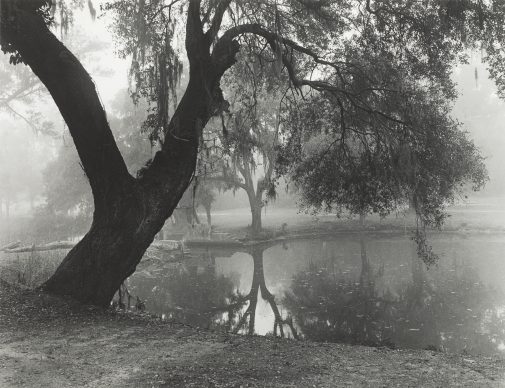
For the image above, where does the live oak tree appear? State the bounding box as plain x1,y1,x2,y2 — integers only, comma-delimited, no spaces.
278,78,488,226
1,0,504,305
278,73,488,265
201,55,284,237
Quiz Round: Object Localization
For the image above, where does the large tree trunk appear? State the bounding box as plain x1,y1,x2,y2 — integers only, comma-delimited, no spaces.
244,184,263,237
44,135,199,305
243,170,265,238
1,1,239,306
41,82,206,305
44,206,146,305
251,203,262,237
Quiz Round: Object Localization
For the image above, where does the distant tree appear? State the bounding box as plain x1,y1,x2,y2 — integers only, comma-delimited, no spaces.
2,0,504,305
0,123,44,220
194,180,216,226
201,55,283,237
0,59,53,135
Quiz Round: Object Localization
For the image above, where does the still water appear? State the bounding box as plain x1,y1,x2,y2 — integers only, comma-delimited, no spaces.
126,233,505,356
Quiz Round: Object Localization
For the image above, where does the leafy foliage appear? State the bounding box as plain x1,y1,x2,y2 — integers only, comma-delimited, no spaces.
103,0,185,143
278,83,488,227
4,0,505,299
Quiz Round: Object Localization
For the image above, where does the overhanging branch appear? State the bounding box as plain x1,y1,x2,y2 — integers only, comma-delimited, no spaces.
213,23,406,126
205,0,233,43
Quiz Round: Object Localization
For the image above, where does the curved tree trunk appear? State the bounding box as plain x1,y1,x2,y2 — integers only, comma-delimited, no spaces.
1,0,239,306
43,139,198,305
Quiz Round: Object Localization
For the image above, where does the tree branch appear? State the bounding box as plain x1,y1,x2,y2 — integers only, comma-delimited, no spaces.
213,22,404,128
3,103,56,136
205,0,233,43
0,78,41,106
147,0,182,25
186,0,205,58
1,2,132,203
205,174,248,191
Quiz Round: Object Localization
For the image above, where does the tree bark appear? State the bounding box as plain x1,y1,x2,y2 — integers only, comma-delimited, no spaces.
1,0,240,306
251,203,262,237
240,159,265,238
42,78,207,305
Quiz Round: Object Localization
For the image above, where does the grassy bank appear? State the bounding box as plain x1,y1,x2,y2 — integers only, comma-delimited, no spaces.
1,281,504,387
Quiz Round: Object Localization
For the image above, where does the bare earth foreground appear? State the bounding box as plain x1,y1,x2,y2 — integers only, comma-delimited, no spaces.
1,283,505,387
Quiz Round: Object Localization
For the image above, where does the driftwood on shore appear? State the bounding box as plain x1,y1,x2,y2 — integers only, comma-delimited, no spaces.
3,241,76,253
150,240,183,251
0,241,21,252
2,239,184,254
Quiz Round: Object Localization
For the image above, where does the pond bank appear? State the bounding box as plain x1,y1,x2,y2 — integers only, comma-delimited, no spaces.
1,281,504,387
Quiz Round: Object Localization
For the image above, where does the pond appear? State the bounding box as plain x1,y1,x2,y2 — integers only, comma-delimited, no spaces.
125,233,505,356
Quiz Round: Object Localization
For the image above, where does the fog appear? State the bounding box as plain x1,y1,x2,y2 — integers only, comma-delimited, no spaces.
0,0,504,330
8,4,505,385
3,40,505,228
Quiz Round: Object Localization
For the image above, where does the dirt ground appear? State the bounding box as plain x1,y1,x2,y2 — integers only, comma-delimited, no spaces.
1,281,504,387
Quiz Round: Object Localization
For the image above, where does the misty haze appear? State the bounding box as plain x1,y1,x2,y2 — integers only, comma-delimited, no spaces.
3,1,505,387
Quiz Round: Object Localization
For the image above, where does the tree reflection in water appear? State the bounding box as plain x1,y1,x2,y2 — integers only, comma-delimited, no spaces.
125,237,505,354
230,246,298,338
284,238,505,355
127,245,297,338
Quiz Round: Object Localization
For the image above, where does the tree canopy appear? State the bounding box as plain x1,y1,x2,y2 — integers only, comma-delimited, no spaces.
278,77,488,227
1,0,505,304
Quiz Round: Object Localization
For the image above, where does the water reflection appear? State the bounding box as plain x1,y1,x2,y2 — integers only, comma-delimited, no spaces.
128,246,297,338
126,249,238,329
127,235,505,355
230,246,297,338
284,237,505,355
284,239,390,347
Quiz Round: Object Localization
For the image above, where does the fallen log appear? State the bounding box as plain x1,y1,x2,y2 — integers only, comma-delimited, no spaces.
150,240,183,251
0,241,21,252
3,239,184,254
5,241,76,253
